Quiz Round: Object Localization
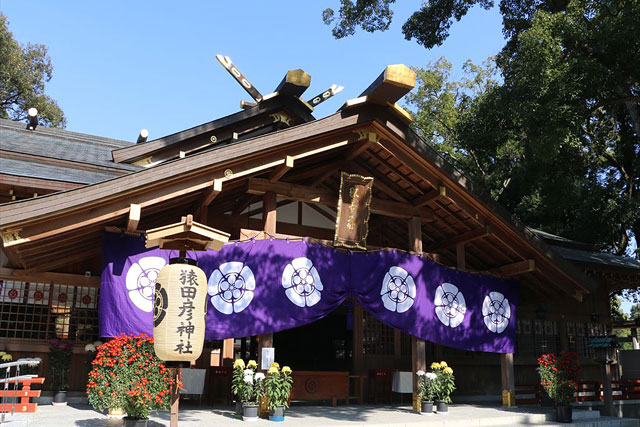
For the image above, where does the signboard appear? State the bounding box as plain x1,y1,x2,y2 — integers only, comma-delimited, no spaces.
261,347,275,370
334,172,374,249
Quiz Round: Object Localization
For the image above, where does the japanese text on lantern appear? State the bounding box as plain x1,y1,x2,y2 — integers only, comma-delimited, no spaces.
175,269,198,354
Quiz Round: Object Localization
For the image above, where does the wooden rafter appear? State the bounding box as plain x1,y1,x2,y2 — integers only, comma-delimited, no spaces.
246,178,434,221
414,186,446,207
486,259,536,277
424,226,491,253
269,156,295,182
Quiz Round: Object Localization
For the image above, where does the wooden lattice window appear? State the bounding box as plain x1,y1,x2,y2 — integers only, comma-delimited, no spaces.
362,310,394,355
0,280,99,341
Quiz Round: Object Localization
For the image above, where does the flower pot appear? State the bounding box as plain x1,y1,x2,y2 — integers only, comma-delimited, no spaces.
269,405,285,422
420,400,433,415
243,403,259,422
555,405,572,423
107,407,125,418
52,390,67,406
435,400,449,414
123,417,148,427
235,401,243,416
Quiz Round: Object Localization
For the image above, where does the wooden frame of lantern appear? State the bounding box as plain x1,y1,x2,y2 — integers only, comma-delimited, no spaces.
145,214,230,427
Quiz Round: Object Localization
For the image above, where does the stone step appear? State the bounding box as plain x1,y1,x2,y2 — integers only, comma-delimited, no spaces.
572,409,602,420
503,416,640,427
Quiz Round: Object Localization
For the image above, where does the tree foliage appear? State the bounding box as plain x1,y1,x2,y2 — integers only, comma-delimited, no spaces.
0,14,65,128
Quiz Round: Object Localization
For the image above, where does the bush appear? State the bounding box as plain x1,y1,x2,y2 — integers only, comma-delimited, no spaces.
86,334,177,420
538,352,580,405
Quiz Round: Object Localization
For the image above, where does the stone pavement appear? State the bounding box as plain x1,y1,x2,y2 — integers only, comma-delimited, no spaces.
1,403,639,426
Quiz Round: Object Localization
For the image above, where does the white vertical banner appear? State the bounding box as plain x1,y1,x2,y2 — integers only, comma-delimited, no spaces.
52,284,74,307
78,287,97,309
0,280,24,303
27,283,50,305
261,347,275,370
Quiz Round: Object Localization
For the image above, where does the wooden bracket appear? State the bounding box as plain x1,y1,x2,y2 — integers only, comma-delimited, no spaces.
413,186,446,207
269,156,295,182
353,130,380,143
126,204,141,232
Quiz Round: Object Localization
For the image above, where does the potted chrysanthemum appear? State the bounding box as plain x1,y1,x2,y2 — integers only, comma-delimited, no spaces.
431,361,455,414
49,338,73,405
538,352,580,423
264,363,293,422
416,370,437,415
231,359,246,416
86,334,178,427
239,360,264,422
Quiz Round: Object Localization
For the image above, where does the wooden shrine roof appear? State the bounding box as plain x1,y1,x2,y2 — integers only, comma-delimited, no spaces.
2,63,631,302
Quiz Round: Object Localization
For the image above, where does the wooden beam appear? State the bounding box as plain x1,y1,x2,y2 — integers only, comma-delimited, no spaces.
409,216,426,411
269,156,295,182
500,353,516,406
24,247,101,273
487,259,535,277
424,226,491,252
246,178,435,221
304,202,336,223
0,267,101,287
262,192,277,234
456,243,466,270
274,69,311,98
126,204,141,232
356,64,416,106
414,186,446,207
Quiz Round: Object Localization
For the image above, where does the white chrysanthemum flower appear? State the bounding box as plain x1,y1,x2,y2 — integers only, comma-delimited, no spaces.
434,282,466,328
125,256,166,312
92,340,103,348
416,370,425,376
208,261,255,314
282,257,324,307
426,372,437,380
243,369,254,376
84,344,96,353
482,291,511,333
380,266,416,313
243,375,253,384
254,373,265,381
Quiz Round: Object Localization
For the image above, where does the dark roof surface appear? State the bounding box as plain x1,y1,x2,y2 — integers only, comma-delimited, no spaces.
0,118,139,172
0,157,124,184
551,245,640,271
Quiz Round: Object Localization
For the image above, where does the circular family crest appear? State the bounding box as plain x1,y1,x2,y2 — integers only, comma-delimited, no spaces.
154,282,168,327
380,266,416,313
482,291,511,333
281,257,323,307
125,256,166,312
208,261,255,315
434,282,466,328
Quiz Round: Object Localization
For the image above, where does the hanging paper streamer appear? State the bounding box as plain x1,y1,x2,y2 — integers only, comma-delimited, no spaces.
101,233,518,353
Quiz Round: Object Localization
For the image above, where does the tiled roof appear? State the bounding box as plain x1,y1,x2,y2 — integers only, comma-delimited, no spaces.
551,245,640,271
0,118,139,172
0,157,125,184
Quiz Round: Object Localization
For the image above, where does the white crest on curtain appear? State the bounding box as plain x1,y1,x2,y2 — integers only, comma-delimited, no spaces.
281,257,324,307
208,261,255,314
125,256,166,312
482,291,511,333
380,266,416,313
434,282,466,328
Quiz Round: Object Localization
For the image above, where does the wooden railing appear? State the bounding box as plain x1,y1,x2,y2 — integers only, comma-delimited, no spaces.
612,380,640,400
0,377,45,413
516,380,640,404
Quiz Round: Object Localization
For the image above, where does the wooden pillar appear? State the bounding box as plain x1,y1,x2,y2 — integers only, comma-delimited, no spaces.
500,353,516,406
456,243,466,270
602,363,615,416
258,192,277,371
409,217,426,411
632,328,639,350
222,338,234,367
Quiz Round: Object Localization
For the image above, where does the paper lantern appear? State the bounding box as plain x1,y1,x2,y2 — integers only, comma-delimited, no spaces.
153,257,207,364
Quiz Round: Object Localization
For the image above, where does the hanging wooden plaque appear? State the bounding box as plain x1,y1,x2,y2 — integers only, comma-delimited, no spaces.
334,172,374,249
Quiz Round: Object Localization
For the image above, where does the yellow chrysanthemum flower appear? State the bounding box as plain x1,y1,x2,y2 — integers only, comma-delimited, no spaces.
282,366,292,374
270,362,280,369
233,359,246,369
267,366,279,375
0,352,5,357
443,367,453,375
247,360,258,369
440,361,448,368
1,354,12,361
430,362,441,370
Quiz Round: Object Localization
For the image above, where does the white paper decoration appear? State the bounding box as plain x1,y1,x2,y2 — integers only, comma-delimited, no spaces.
380,266,416,313
282,257,323,307
78,287,98,309
125,256,166,312
434,282,466,328
482,291,511,333
53,284,74,307
208,261,255,314
27,283,49,305
0,280,23,303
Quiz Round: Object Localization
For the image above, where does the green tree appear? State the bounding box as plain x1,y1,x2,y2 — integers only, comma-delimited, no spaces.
0,14,65,127
631,303,640,320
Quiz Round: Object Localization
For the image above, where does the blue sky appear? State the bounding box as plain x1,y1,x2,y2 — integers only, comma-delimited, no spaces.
0,1,505,141
1,2,636,313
